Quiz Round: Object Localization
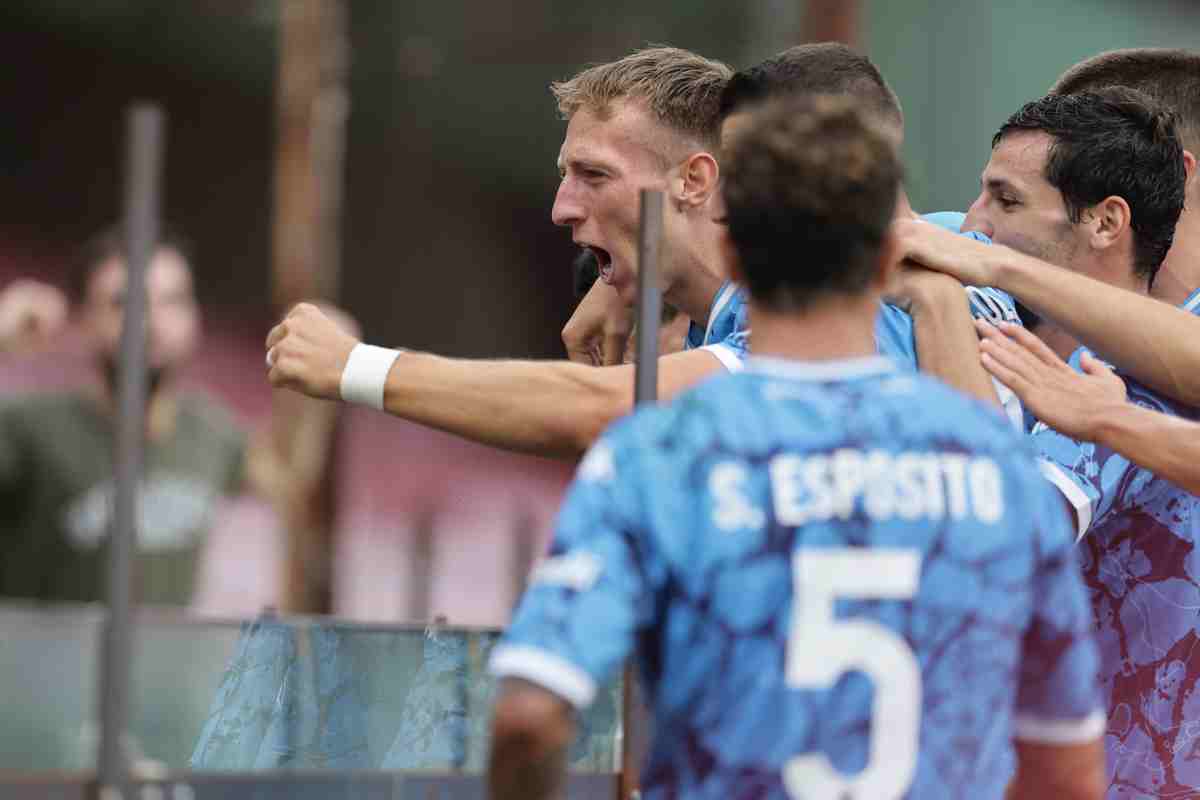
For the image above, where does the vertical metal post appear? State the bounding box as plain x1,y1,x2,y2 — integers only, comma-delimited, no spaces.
633,190,663,405
619,189,663,800
96,104,165,799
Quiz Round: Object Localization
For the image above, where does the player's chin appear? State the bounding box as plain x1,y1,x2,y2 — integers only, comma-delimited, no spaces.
613,276,638,305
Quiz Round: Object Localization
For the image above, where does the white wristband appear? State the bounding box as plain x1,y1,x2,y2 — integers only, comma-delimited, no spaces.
339,344,402,410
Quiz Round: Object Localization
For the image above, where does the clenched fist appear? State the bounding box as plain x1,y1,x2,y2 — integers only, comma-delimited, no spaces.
0,279,69,353
265,303,361,401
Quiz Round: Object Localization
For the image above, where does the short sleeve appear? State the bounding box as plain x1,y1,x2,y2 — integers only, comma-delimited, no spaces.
490,429,663,709
702,327,749,372
1013,477,1105,743
874,303,918,368
1031,378,1172,540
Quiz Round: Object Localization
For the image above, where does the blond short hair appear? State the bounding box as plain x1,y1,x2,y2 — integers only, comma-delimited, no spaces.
550,46,733,152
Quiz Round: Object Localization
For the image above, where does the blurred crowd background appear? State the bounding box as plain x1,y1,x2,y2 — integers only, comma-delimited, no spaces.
2,0,1199,627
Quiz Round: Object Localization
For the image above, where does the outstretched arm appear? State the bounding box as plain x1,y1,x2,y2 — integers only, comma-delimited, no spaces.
895,218,1200,407
265,303,726,459
979,320,1200,495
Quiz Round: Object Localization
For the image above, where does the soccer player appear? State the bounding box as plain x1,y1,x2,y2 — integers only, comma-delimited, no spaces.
912,89,1198,797
565,43,1021,411
895,48,1200,407
715,42,1021,413
0,228,338,605
487,95,1104,800
264,47,747,459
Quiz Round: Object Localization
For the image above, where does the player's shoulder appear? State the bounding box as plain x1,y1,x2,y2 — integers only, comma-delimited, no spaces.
594,369,757,461
903,371,1035,450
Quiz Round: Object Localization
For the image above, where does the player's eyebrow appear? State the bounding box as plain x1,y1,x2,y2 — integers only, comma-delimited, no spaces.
983,175,1024,198
558,155,612,177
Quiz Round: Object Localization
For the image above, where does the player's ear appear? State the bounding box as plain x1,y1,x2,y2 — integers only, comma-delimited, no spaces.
1086,195,1131,253
675,152,719,211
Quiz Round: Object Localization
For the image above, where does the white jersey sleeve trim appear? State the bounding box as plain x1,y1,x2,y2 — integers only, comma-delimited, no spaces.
1037,459,1093,541
488,645,597,710
1014,710,1106,744
993,377,1024,431
702,342,744,372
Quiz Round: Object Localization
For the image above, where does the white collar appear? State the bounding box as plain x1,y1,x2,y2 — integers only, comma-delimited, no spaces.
745,355,896,381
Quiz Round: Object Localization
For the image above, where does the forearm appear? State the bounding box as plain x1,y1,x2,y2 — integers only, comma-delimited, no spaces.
487,731,568,800
382,352,631,458
992,250,1200,406
911,282,1001,406
1007,739,1105,800
1092,402,1200,495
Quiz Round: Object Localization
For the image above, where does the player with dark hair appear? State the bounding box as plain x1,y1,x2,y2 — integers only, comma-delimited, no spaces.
264,47,749,459
897,49,1200,414
717,44,1021,400
487,95,1104,800
904,87,1198,798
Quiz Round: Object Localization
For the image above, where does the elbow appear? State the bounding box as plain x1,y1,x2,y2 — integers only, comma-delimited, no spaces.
570,386,631,455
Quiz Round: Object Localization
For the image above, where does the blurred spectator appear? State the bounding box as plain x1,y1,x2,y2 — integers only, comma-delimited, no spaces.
0,226,338,606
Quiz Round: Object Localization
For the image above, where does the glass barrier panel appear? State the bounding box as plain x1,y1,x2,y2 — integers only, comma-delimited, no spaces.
0,605,621,776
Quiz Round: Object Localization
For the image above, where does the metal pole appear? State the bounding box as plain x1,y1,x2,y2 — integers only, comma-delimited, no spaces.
96,104,165,799
619,189,663,800
633,190,663,405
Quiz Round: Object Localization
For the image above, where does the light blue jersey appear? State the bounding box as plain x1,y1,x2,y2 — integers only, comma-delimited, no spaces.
875,212,1022,367
1034,307,1200,797
494,357,1103,799
1184,286,1200,315
685,280,750,370
684,213,1022,396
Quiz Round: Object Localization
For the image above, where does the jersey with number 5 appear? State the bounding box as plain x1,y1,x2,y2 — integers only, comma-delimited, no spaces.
491,356,1104,800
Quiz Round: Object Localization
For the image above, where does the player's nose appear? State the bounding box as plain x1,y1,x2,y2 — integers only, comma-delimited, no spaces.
962,196,994,239
551,179,585,228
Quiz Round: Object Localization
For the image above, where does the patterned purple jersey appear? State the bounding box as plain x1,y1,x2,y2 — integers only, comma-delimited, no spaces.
1035,292,1200,796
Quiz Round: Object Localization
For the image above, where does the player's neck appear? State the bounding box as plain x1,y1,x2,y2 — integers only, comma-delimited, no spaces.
1151,210,1200,306
748,294,880,363
894,189,918,221
664,223,727,327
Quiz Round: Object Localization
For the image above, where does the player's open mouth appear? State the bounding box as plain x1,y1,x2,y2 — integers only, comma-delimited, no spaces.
585,245,614,284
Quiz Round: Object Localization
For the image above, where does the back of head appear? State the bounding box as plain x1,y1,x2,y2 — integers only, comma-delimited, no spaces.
550,46,733,153
995,87,1185,284
721,95,901,311
719,43,903,133
1051,48,1200,155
